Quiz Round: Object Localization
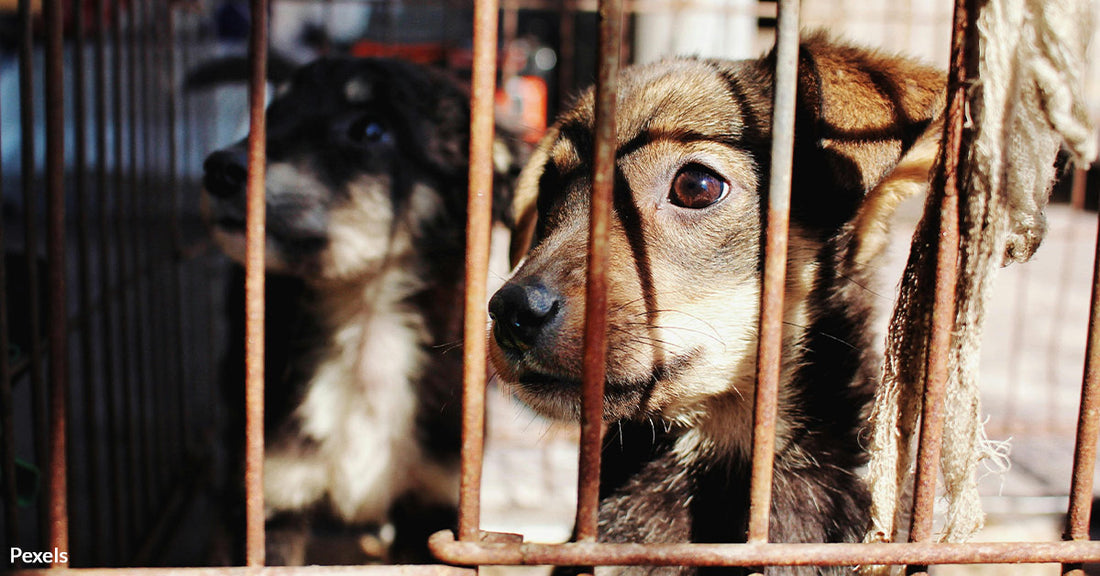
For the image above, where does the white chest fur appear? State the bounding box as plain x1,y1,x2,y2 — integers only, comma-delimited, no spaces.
263,273,458,523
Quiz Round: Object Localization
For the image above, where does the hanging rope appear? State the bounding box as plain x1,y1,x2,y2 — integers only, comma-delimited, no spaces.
862,0,1096,569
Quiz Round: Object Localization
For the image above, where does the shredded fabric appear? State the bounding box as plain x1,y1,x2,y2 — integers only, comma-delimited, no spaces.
861,0,1095,572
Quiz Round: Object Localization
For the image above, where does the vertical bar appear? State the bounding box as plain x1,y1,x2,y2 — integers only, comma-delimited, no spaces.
97,0,127,562
574,0,621,545
1062,208,1100,576
166,0,191,464
18,0,49,547
458,0,498,542
0,49,18,562
115,0,143,548
44,0,70,561
906,0,973,573
746,0,799,546
245,0,269,565
557,1,575,112
74,0,107,565
1070,168,1087,212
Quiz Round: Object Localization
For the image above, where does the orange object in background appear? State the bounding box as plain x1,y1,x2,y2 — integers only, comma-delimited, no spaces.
496,75,547,144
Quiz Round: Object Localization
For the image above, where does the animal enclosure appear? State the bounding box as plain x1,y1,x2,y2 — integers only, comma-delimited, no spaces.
1,0,1099,574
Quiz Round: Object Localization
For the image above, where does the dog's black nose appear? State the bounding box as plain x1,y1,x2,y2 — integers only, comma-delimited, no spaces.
202,148,249,198
488,281,560,353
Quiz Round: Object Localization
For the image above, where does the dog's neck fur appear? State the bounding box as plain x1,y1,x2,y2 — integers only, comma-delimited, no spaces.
588,236,876,576
263,244,465,524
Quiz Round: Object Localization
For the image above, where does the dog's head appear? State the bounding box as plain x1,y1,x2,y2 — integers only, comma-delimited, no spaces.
488,35,944,428
201,57,492,281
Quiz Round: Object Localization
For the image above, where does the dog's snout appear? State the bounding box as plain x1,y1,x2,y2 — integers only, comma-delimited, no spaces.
202,148,249,198
488,282,561,353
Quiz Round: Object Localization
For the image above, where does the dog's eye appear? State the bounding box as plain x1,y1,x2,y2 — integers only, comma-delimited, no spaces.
348,118,392,145
668,166,729,209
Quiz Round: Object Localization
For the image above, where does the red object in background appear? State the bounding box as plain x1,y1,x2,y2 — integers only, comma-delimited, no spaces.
496,75,547,144
350,40,449,66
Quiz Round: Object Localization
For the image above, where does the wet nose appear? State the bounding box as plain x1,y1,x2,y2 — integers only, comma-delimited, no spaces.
488,281,561,353
202,148,249,198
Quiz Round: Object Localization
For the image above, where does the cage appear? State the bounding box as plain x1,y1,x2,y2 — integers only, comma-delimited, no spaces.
2,0,1099,574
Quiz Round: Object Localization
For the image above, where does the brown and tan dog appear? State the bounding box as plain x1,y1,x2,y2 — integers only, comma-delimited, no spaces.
488,34,945,575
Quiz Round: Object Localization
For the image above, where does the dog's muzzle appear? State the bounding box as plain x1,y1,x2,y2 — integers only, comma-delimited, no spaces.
488,281,561,354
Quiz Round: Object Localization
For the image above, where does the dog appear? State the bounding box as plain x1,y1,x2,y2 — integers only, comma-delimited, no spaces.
200,56,521,564
488,34,945,575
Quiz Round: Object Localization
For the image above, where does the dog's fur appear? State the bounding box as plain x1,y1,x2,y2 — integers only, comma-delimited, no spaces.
488,35,945,575
201,57,519,564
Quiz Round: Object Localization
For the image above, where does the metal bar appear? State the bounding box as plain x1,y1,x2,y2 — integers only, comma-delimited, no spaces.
458,0,498,542
1062,191,1100,576
74,0,107,565
19,0,49,547
557,0,575,110
166,0,191,469
140,0,169,496
245,0,270,565
44,0,69,561
115,0,143,548
428,533,1100,567
574,0,622,545
128,0,157,521
15,567,477,576
99,0,127,562
746,0,798,546
0,37,17,562
1070,168,1087,211
905,0,972,572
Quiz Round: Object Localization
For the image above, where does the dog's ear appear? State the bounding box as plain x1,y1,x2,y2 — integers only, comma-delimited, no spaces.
780,33,946,236
507,125,558,267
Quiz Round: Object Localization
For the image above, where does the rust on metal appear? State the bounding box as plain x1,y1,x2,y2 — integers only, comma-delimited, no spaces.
746,0,799,546
1063,193,1100,576
72,0,106,563
245,0,270,566
429,531,1100,567
44,0,70,560
14,567,477,576
458,0,499,543
19,0,49,547
906,2,973,573
574,0,622,546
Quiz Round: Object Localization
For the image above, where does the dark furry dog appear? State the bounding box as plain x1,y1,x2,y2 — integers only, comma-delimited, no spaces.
488,35,944,575
201,57,519,564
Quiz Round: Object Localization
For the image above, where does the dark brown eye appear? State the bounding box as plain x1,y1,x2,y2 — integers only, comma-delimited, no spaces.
669,166,729,209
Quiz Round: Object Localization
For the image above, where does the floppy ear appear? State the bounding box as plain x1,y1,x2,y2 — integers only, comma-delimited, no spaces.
507,125,559,267
783,34,946,235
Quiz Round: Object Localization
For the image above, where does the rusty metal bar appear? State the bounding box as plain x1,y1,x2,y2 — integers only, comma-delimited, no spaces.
116,0,144,546
166,0,192,468
1070,168,1087,211
44,0,70,560
19,0,49,547
99,0,128,562
1062,189,1100,576
245,0,270,565
74,0,107,564
0,43,17,562
905,0,973,573
557,0,575,110
574,0,622,546
125,0,155,535
14,567,477,576
458,0,498,542
429,532,1100,567
746,0,798,547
